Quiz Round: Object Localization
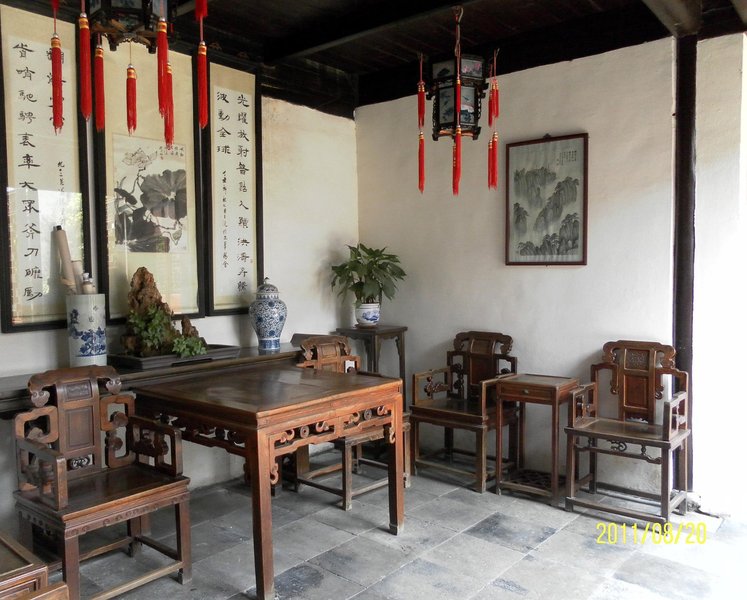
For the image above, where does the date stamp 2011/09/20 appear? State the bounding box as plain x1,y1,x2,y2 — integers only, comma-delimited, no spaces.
596,521,706,545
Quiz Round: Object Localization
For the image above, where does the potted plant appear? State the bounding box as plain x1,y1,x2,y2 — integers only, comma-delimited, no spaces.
331,243,406,326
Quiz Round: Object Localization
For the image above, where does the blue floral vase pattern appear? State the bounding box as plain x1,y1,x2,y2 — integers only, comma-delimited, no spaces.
66,294,107,366
249,278,287,352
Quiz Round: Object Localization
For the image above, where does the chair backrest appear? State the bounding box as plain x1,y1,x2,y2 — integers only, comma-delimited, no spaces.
16,366,136,485
447,331,516,399
591,340,688,422
297,335,361,373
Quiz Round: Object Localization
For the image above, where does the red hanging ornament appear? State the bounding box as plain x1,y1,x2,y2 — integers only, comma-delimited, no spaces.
195,0,209,21
453,129,461,196
197,42,208,129
94,44,105,132
51,34,63,133
417,55,425,129
487,136,493,188
164,62,174,147
418,132,425,193
126,64,137,134
491,132,499,188
78,10,91,122
491,80,500,121
157,19,169,117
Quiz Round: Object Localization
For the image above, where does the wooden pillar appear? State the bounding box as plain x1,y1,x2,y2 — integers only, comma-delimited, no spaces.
673,35,696,491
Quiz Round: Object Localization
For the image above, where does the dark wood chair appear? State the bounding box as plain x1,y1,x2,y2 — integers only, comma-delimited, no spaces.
410,331,519,492
13,366,191,600
292,335,394,510
565,340,691,524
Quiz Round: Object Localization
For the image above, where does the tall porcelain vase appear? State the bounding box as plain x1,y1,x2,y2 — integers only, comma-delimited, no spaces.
66,294,107,367
249,278,287,352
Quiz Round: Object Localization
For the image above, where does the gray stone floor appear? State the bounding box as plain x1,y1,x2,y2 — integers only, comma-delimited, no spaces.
59,453,747,599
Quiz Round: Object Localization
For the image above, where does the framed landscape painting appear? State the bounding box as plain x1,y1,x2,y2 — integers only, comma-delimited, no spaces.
505,133,588,265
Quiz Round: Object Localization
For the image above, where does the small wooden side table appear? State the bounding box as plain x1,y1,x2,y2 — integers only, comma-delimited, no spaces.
495,373,579,505
0,532,49,599
335,325,408,408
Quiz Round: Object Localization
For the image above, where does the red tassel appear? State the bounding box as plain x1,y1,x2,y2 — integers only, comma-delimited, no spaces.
417,82,425,129
488,137,493,188
157,19,168,117
94,45,105,132
197,42,208,128
453,129,461,196
50,34,63,133
455,77,461,128
195,0,208,21
418,133,425,193
492,81,500,120
78,14,91,121
126,65,137,134
51,0,59,11
492,132,499,188
165,62,174,147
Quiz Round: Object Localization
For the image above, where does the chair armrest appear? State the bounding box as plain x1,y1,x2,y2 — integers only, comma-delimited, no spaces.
16,438,68,510
568,383,597,427
129,415,184,476
663,390,688,441
412,367,450,406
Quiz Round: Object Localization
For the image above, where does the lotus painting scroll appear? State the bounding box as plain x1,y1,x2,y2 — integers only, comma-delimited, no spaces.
505,133,588,265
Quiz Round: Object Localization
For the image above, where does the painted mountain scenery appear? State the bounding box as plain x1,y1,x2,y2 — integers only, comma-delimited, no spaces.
506,134,588,265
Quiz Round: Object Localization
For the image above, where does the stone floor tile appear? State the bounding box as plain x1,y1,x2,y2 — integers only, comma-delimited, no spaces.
442,486,519,513
406,471,469,496
249,562,365,600
531,529,635,577
360,514,457,557
612,552,719,599
409,495,501,532
273,516,355,562
421,532,524,583
311,500,389,535
160,518,249,564
190,486,255,525
358,485,439,512
308,536,411,587
588,577,685,600
466,512,556,553
367,557,486,600
497,496,580,529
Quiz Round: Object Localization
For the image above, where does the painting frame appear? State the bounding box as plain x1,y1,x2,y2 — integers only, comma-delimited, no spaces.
0,5,92,332
94,42,204,323
505,133,588,266
202,57,263,315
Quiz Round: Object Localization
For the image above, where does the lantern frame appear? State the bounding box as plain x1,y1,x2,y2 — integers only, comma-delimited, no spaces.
88,0,175,53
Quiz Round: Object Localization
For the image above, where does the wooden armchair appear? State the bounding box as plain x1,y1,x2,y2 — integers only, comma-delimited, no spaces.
410,331,519,492
565,340,691,524
13,366,191,600
291,335,393,510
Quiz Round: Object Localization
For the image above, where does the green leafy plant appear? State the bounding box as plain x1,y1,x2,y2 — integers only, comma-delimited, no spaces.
331,243,406,306
172,335,208,358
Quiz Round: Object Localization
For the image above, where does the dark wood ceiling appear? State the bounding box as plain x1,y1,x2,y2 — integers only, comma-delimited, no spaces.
17,0,747,117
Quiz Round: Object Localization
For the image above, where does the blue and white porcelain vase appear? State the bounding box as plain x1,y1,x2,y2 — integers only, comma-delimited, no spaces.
66,294,107,367
248,278,287,352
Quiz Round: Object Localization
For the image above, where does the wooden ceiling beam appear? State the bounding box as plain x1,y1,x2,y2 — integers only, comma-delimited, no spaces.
640,0,702,36
729,0,747,24
264,0,484,64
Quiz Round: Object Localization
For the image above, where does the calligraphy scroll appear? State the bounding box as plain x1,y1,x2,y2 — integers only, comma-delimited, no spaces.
206,62,259,314
0,5,88,331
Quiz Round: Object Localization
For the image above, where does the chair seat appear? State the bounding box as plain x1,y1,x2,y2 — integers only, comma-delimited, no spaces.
15,465,189,523
569,417,689,447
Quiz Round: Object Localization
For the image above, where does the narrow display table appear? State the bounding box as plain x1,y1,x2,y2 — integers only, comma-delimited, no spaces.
133,362,405,600
495,373,579,505
335,325,407,406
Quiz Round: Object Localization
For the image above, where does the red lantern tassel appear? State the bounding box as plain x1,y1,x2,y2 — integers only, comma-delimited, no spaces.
197,42,208,128
487,136,494,188
492,81,500,120
78,14,91,121
492,132,499,188
417,82,425,129
51,34,63,133
195,0,208,20
126,65,137,134
157,19,168,117
165,62,174,147
455,77,461,129
488,88,494,128
418,132,425,193
453,129,461,196
94,45,105,132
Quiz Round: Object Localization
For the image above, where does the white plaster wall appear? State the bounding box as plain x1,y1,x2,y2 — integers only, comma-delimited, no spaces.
356,40,676,489
693,34,747,517
0,96,358,532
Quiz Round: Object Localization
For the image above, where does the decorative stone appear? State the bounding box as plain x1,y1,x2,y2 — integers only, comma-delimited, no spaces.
66,294,107,366
249,278,287,351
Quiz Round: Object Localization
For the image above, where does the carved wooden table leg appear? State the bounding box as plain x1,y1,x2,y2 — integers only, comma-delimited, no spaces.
388,401,404,534
247,429,275,600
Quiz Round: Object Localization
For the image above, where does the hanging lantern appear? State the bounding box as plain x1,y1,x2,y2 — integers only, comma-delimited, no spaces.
88,0,173,53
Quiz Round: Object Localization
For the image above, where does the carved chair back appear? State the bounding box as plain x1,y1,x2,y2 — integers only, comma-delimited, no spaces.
591,340,689,423
15,366,172,509
297,335,361,373
446,331,516,401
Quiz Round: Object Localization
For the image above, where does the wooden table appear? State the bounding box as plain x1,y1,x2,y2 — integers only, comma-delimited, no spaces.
133,362,405,600
336,325,407,407
495,373,578,505
0,532,68,599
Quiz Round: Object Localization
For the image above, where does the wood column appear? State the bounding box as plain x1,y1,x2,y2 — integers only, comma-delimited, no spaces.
673,35,696,491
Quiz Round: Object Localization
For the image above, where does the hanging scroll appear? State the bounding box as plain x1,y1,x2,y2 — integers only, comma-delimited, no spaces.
205,61,260,315
0,5,89,332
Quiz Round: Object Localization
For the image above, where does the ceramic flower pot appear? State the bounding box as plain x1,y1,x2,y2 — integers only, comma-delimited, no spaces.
354,302,380,327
